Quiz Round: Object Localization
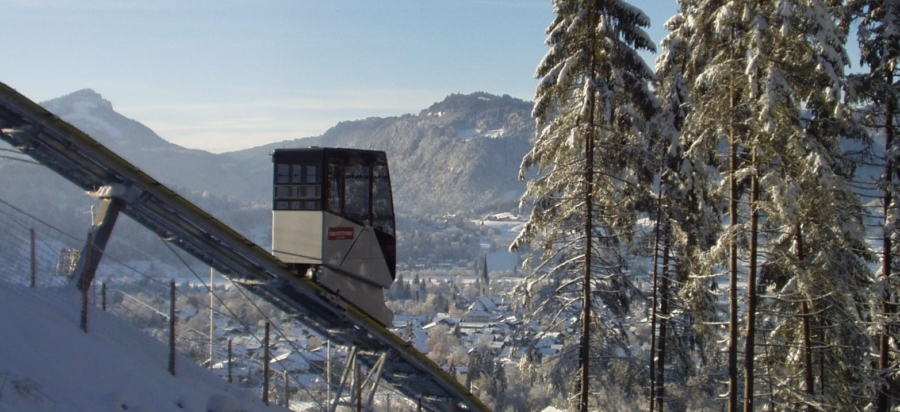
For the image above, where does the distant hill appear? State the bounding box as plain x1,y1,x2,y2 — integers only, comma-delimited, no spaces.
0,90,533,260
229,92,534,216
33,89,533,217
40,89,261,202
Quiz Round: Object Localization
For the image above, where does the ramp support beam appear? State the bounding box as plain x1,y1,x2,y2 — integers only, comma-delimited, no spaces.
329,347,388,412
73,190,126,293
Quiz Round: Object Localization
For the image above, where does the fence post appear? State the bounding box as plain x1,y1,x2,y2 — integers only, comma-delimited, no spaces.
263,322,270,405
209,268,214,368
30,229,36,288
101,282,107,311
228,339,233,383
80,233,93,333
283,370,289,407
80,284,89,333
168,280,176,376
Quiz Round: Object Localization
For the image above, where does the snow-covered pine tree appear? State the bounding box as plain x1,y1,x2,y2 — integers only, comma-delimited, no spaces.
650,4,725,410
512,0,657,410
675,1,757,410
847,1,900,409
718,1,871,410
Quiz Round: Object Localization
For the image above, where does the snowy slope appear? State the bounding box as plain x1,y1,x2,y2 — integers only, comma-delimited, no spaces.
0,282,289,412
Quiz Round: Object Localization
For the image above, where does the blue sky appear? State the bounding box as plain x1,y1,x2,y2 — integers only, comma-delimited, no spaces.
1,0,679,153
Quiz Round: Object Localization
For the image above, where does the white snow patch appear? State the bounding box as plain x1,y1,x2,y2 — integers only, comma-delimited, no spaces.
0,282,289,412
206,393,240,412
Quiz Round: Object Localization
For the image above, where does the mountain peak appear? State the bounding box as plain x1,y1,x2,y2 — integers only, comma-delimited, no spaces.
39,88,177,151
49,88,114,111
422,92,526,115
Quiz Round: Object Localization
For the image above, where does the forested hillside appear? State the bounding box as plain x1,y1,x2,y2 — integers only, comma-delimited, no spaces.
230,92,534,216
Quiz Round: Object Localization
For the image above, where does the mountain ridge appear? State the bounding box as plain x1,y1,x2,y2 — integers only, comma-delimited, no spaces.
0,89,534,258
223,91,535,216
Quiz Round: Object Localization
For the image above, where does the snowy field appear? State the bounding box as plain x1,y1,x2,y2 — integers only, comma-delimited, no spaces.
475,213,525,273
0,282,289,412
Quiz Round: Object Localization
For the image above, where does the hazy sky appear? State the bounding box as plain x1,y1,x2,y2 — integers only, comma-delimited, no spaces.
2,0,679,153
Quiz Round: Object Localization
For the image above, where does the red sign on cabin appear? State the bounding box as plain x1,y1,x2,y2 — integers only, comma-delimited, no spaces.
327,227,354,240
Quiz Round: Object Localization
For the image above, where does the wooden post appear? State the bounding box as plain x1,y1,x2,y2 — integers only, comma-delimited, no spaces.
263,322,270,405
30,229,36,288
228,339,233,383
209,268,214,368
283,370,289,407
80,233,93,333
169,280,176,376
81,281,89,333
101,282,107,311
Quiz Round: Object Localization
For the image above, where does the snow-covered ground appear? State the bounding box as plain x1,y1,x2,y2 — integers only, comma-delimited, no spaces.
475,213,524,273
0,281,289,412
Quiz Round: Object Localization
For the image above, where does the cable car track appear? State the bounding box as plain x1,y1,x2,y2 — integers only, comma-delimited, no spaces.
0,82,488,412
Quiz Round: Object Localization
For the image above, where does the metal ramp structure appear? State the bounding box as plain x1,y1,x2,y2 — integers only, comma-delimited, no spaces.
0,81,488,412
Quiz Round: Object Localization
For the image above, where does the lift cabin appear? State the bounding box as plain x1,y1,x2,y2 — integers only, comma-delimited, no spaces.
271,148,396,326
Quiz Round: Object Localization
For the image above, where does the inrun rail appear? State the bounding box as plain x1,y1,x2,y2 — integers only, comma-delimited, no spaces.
0,81,488,412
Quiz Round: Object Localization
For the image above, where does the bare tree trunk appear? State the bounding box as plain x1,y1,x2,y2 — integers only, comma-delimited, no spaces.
578,121,594,412
577,6,600,410
728,38,740,412
649,177,664,412
876,70,895,412
656,236,671,412
743,149,759,411
797,227,816,410
819,324,825,395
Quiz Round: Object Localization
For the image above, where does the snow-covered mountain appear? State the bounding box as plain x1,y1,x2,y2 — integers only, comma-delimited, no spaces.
8,89,534,219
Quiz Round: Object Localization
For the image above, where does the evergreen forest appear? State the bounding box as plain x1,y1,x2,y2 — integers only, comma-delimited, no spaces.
511,1,900,411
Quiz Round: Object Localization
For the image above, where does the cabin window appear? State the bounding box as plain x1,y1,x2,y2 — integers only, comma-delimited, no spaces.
276,164,291,184
372,164,394,235
327,163,343,215
344,164,371,225
274,150,394,233
273,163,321,210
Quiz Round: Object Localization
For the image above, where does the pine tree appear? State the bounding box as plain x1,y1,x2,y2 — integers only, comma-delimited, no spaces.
512,0,657,409
467,350,483,390
691,1,870,410
672,2,862,410
676,2,756,409
651,4,725,409
847,1,900,409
